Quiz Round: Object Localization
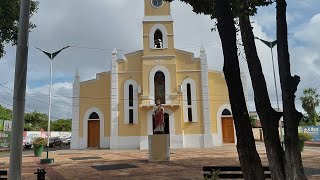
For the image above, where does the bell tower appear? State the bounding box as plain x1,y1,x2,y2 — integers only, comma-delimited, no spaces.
143,0,174,56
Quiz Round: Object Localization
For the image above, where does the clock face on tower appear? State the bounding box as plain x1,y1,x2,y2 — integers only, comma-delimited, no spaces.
151,0,163,8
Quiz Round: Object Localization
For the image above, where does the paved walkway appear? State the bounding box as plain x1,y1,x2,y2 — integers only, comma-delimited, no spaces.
0,143,319,179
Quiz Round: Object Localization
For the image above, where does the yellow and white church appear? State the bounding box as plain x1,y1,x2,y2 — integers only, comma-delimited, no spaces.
71,0,241,150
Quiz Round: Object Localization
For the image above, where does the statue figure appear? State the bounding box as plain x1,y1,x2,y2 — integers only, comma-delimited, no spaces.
153,100,165,134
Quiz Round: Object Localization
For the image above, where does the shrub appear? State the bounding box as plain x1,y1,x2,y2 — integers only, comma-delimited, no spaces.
32,137,47,146
298,133,312,142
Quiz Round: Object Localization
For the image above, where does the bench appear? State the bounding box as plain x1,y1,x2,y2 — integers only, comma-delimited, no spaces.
0,170,7,180
203,166,271,179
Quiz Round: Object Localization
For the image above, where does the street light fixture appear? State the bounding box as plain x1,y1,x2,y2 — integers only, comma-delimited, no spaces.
254,37,284,146
36,46,70,164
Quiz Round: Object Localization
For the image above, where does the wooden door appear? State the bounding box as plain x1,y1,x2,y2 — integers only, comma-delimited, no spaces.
88,120,100,148
222,117,235,143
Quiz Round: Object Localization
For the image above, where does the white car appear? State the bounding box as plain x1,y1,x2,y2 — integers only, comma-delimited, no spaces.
61,137,71,145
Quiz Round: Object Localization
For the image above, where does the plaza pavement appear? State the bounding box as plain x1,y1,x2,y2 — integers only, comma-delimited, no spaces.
0,143,319,180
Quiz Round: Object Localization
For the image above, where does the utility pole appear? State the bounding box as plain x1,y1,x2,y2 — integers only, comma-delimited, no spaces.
9,0,31,179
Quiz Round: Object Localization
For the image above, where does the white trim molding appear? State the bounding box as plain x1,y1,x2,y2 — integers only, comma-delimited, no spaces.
110,49,119,149
110,136,140,150
143,15,173,22
149,65,171,104
200,47,214,148
124,79,139,124
183,134,204,148
149,24,168,49
71,71,80,149
82,107,105,149
181,78,198,122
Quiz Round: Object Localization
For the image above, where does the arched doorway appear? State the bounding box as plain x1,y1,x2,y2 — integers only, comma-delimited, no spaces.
221,109,235,143
88,112,100,148
152,113,169,134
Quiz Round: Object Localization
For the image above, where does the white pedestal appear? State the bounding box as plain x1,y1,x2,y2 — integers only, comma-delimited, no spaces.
148,134,170,162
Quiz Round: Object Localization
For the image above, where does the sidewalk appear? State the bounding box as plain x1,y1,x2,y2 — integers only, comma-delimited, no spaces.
0,144,319,179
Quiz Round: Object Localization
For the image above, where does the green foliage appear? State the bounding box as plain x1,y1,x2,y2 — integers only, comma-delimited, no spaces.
0,105,12,120
300,88,320,126
298,133,312,142
165,0,273,19
51,119,71,131
23,111,71,131
249,115,257,127
204,169,220,180
24,111,48,131
0,0,39,59
299,115,310,126
32,137,47,146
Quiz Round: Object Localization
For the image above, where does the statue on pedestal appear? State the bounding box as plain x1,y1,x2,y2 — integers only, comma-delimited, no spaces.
153,100,165,134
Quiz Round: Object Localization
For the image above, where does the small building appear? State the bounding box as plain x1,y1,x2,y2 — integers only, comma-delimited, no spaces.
71,0,245,150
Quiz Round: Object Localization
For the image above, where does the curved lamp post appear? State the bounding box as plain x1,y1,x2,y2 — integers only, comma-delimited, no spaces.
254,37,284,147
36,46,69,164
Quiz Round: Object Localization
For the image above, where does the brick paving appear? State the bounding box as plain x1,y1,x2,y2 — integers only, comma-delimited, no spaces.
0,143,319,179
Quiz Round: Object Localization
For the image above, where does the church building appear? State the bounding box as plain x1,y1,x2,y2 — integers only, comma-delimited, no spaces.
71,0,238,150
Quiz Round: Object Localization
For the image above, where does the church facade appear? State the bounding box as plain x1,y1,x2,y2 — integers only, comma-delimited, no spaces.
71,0,238,150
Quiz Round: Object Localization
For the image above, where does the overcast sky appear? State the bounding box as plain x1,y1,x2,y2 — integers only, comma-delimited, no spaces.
0,0,320,119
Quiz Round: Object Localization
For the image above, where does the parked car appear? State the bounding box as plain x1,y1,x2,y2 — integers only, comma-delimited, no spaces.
49,137,63,148
61,137,71,145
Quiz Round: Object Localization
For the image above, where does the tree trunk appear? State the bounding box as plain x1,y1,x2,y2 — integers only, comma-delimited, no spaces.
215,0,265,179
239,15,286,180
276,0,306,179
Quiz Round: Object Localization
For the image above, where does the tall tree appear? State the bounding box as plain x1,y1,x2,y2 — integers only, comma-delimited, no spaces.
51,119,71,131
0,0,38,58
300,88,319,126
24,111,48,131
0,105,12,120
237,1,285,178
277,0,307,179
167,0,307,179
167,0,266,179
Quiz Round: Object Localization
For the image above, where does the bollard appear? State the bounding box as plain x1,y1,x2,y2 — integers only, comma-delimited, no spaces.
34,168,46,180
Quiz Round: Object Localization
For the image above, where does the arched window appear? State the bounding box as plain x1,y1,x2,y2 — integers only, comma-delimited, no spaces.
187,83,192,122
182,78,198,122
149,24,168,49
154,29,163,48
154,71,166,104
129,85,134,124
222,109,232,116
89,112,99,119
124,80,138,124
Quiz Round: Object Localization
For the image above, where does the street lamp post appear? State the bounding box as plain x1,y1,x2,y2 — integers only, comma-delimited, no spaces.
36,46,69,164
255,37,284,147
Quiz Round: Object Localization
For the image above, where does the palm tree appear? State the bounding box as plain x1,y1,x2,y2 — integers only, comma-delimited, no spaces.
300,88,320,125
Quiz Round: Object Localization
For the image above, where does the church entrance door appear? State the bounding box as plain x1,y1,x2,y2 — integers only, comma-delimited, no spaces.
88,120,100,148
222,117,235,143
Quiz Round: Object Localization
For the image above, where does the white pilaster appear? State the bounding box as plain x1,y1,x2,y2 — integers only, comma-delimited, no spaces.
110,49,119,149
200,46,214,148
71,69,81,149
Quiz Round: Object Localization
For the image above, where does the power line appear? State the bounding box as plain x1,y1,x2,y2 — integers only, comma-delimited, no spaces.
0,83,71,111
